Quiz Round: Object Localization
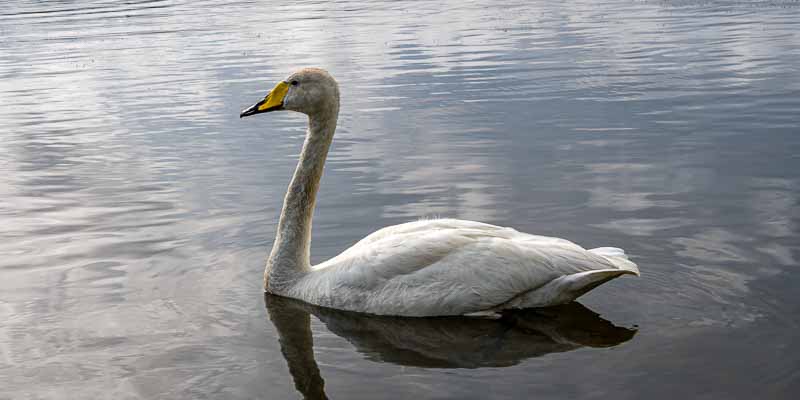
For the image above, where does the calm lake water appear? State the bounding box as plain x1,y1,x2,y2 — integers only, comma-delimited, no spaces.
2,0,799,398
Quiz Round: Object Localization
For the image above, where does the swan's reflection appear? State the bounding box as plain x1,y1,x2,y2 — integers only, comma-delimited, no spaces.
265,294,636,399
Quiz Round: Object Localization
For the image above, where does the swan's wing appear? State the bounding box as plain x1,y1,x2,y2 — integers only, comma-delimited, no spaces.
298,219,636,316
335,219,511,251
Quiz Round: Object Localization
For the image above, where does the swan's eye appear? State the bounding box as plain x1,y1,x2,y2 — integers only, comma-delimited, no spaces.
290,80,299,86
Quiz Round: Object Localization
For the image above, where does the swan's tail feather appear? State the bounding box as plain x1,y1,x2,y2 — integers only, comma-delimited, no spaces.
501,267,637,310
561,268,637,300
496,248,639,310
589,247,640,276
588,247,627,259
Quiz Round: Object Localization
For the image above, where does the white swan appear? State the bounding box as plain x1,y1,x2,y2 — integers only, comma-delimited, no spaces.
241,68,639,317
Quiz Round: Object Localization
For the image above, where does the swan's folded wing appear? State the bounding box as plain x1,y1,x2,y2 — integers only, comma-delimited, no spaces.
340,219,509,250
301,219,625,316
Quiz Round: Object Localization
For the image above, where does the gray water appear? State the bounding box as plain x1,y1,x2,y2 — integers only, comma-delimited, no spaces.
1,0,799,399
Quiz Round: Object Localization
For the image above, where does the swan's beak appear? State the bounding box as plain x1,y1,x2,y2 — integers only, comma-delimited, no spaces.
240,81,289,118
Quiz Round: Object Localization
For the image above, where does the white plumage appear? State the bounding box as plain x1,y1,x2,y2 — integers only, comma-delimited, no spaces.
293,218,638,316
241,68,639,317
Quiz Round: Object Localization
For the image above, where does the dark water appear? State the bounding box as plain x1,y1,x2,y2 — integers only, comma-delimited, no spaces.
1,0,799,398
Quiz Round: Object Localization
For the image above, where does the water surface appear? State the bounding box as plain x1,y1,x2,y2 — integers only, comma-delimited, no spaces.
1,0,799,399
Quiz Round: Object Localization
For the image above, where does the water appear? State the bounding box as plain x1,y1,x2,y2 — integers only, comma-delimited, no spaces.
1,0,799,398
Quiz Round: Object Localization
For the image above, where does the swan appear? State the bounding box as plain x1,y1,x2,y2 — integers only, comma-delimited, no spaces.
240,68,639,317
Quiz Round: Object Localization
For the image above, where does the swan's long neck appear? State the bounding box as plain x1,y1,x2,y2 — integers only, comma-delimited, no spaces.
266,108,338,291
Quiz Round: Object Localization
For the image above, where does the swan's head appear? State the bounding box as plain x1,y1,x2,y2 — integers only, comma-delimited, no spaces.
240,68,339,118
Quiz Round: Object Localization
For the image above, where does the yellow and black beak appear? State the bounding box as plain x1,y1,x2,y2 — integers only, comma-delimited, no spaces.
240,81,289,118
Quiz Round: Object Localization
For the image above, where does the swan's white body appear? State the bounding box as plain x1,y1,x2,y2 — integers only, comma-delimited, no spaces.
290,218,637,316
241,68,639,317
